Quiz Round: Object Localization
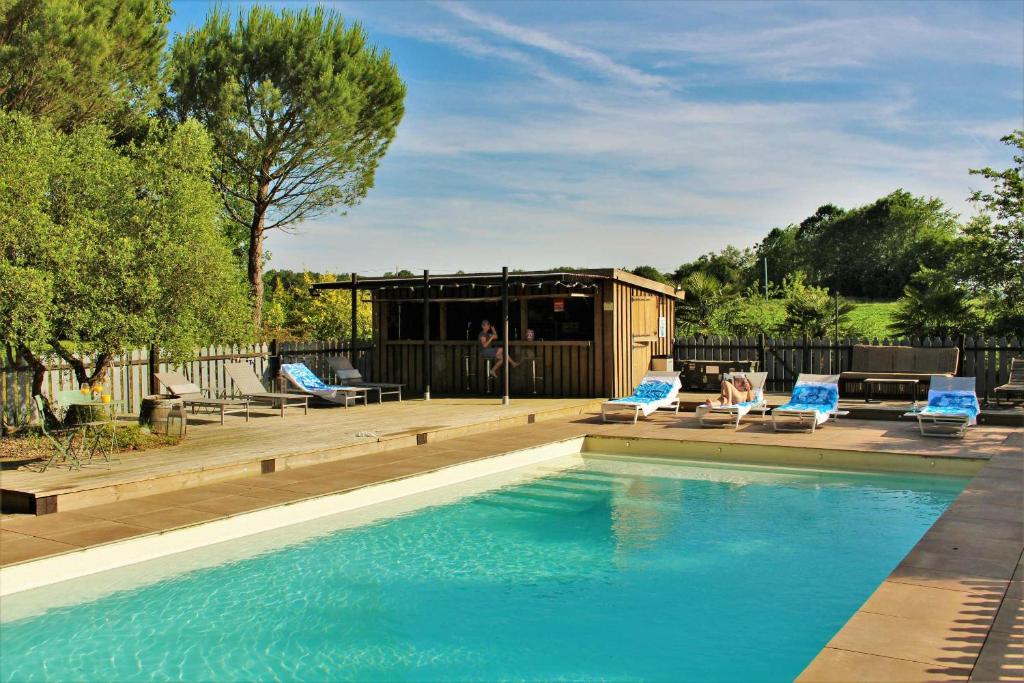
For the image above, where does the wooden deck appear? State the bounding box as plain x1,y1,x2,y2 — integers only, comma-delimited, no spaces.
0,397,602,514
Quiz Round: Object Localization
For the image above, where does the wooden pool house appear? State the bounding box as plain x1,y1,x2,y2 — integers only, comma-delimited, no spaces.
311,268,684,401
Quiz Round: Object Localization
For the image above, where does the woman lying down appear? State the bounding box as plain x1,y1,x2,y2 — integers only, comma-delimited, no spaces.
703,374,756,408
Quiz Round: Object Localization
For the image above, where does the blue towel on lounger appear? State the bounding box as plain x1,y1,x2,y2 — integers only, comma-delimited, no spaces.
282,363,351,392
610,380,675,404
919,390,980,425
775,382,839,422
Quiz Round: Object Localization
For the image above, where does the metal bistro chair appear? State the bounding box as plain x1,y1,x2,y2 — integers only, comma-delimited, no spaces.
33,395,86,472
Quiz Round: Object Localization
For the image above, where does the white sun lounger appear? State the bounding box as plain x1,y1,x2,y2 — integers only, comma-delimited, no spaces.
601,371,681,424
695,372,769,429
772,374,846,433
281,363,371,407
904,376,979,438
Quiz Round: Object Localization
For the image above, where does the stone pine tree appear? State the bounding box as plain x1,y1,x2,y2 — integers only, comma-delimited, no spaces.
168,5,406,327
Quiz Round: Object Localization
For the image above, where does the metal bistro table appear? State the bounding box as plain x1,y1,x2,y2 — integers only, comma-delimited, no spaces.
863,378,920,408
64,394,125,464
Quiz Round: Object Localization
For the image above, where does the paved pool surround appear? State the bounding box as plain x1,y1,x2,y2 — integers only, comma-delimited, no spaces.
1,409,1020,682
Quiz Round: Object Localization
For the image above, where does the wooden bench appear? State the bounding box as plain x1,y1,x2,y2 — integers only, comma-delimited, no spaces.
840,344,959,400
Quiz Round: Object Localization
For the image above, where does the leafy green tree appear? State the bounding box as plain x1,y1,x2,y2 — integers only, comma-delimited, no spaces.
168,5,406,326
797,191,958,298
0,0,169,133
892,267,981,338
794,203,846,241
0,112,252,392
955,131,1024,335
731,285,785,336
673,246,755,290
751,225,804,289
262,272,371,340
676,272,738,337
779,274,852,338
630,265,668,283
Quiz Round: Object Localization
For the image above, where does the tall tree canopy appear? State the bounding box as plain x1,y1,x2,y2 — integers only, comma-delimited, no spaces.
0,0,169,133
796,192,958,298
0,112,252,393
168,5,407,326
955,131,1024,334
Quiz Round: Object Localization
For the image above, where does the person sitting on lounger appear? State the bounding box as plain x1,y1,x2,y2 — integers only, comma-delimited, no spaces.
704,375,755,408
479,320,518,377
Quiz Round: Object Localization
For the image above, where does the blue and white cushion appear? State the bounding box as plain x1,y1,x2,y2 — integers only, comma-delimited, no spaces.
775,381,840,424
282,363,352,393
610,380,675,404
921,390,980,425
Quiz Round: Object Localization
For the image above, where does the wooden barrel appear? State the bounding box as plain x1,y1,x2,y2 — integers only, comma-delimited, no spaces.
138,396,186,438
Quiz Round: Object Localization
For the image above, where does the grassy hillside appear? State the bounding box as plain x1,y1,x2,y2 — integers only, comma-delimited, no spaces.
845,301,897,339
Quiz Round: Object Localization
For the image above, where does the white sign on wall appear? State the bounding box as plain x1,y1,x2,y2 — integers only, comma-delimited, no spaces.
658,316,667,338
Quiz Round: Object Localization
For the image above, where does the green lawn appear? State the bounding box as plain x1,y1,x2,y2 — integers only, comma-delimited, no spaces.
845,301,897,339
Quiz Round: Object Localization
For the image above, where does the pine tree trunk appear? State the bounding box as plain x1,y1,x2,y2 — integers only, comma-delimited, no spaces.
249,221,265,328
248,183,270,329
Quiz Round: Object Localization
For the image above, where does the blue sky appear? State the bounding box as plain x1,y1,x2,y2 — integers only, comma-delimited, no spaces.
168,0,1024,275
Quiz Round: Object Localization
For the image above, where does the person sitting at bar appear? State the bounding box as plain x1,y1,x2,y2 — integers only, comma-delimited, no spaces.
703,374,755,408
479,320,518,377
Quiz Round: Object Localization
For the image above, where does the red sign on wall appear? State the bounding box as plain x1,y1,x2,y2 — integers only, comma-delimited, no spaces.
553,298,565,312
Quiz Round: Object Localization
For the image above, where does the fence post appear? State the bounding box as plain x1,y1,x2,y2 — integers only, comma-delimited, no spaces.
757,332,766,374
269,338,281,391
148,345,159,396
956,333,966,376
802,334,810,377
350,272,358,358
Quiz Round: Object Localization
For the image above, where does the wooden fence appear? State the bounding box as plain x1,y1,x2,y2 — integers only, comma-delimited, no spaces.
1,340,373,427
673,335,1023,398
4,334,1021,425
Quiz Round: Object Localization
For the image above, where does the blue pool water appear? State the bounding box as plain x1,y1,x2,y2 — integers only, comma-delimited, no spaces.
1,456,966,682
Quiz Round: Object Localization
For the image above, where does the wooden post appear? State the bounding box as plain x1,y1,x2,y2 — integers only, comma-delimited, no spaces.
350,272,358,364
757,332,766,379
148,344,159,396
502,266,510,406
269,338,280,391
956,333,966,376
423,269,431,400
802,334,810,378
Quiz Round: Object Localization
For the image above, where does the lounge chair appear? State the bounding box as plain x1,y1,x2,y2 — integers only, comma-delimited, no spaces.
601,371,681,424
326,356,403,402
155,371,249,425
994,357,1024,406
772,374,846,433
906,376,980,438
281,363,371,407
695,372,769,429
224,362,309,417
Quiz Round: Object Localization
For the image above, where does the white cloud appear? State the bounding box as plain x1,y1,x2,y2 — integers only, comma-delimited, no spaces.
260,1,1022,275
434,1,668,89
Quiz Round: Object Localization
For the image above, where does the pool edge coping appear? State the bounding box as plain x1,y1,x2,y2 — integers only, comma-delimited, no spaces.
0,437,586,596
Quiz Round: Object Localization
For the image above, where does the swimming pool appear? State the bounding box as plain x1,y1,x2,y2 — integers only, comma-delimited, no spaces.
0,455,966,682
